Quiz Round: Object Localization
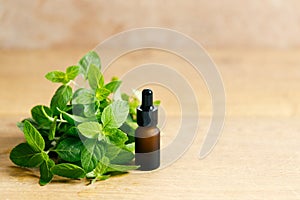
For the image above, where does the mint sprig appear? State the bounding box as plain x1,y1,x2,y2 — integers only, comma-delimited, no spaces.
9,51,159,186
45,65,79,85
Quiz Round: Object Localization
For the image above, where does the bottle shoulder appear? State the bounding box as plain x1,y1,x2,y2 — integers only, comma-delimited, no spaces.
135,126,160,137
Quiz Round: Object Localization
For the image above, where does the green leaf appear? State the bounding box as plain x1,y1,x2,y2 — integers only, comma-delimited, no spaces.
9,143,44,168
83,104,96,117
50,85,72,115
16,121,24,131
81,148,98,173
48,116,57,140
95,87,111,101
23,121,45,152
120,119,137,143
98,99,110,111
91,157,137,181
102,142,134,165
154,100,161,106
55,138,83,162
121,93,130,101
101,100,129,129
104,128,128,146
111,76,119,81
125,143,135,152
17,119,41,133
78,51,101,79
106,164,139,173
104,80,121,93
72,88,95,104
45,66,79,85
78,122,102,139
88,156,110,182
87,64,104,90
45,71,67,84
39,157,55,186
111,148,134,165
86,171,96,179
81,139,103,172
65,126,79,137
96,175,110,181
128,97,140,120
94,156,110,174
66,65,80,81
51,163,85,179
103,143,121,161
31,105,53,128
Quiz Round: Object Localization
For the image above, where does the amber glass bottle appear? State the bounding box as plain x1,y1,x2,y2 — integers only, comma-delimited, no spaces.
135,89,160,171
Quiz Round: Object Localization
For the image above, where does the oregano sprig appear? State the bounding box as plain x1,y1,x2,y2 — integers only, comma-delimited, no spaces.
9,51,154,186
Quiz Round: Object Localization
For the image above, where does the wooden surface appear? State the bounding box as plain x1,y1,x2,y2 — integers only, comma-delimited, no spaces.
0,48,300,199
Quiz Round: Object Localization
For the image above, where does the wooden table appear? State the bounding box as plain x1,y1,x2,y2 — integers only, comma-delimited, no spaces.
0,48,299,199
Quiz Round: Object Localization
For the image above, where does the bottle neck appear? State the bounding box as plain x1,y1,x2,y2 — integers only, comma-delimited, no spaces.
136,106,158,127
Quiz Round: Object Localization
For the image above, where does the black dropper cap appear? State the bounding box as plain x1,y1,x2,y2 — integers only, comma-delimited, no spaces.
137,89,158,127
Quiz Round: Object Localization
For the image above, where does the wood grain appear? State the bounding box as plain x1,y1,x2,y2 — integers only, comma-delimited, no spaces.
0,48,299,199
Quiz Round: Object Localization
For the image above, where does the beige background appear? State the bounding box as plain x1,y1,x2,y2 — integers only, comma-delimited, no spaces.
1,0,300,49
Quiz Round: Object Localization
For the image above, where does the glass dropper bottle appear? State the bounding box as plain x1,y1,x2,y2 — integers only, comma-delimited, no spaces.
135,89,160,171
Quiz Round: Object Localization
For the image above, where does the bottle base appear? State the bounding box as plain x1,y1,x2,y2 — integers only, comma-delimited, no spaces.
135,151,160,171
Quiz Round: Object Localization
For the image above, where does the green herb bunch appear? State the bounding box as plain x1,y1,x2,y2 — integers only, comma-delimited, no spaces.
9,51,152,185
